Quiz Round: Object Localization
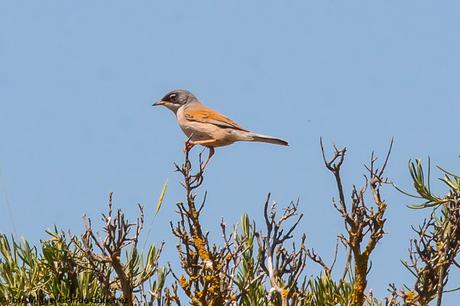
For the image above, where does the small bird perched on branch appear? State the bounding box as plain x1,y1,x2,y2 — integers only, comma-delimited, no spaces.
153,89,288,170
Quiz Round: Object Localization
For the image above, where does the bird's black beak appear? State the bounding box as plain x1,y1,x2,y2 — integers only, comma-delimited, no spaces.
152,100,165,106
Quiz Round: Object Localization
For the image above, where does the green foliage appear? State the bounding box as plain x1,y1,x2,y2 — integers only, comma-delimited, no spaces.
41,229,97,300
0,234,43,302
0,224,166,305
304,274,353,306
394,158,460,305
396,158,460,209
235,214,265,305
155,180,168,216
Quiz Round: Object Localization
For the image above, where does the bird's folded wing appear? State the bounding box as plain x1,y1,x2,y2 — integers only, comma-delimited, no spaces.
184,106,249,131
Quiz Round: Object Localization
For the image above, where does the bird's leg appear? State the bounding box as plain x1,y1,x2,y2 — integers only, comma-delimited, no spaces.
184,141,195,153
185,138,216,172
201,147,215,171
184,135,195,153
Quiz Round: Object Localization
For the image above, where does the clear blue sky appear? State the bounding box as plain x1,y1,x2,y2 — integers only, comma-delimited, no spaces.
1,1,459,304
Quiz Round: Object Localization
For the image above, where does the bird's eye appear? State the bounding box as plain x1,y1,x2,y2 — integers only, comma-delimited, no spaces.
169,93,177,101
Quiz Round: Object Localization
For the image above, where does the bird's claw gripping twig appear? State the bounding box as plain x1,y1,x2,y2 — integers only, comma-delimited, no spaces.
184,136,195,153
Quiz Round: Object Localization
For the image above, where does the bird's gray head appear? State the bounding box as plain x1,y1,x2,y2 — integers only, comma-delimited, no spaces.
153,89,199,113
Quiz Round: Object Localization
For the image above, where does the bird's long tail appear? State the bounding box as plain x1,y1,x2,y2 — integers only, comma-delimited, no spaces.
247,132,289,146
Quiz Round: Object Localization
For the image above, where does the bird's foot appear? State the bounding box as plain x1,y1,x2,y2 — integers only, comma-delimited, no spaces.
184,140,195,153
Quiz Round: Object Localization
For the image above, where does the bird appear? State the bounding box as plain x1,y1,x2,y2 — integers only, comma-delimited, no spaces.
153,89,288,170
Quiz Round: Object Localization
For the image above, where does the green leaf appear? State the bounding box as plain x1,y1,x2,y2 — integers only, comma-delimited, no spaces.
155,180,168,216
241,213,250,237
